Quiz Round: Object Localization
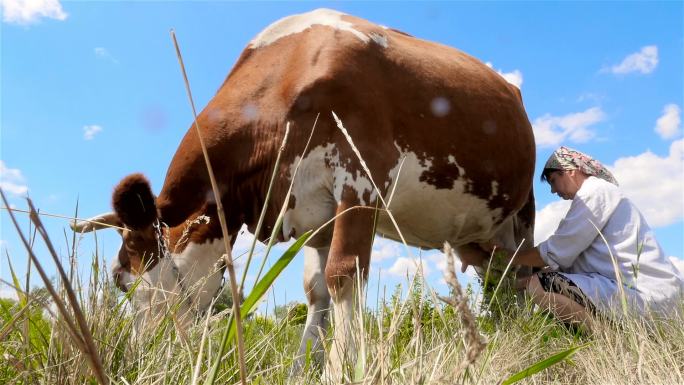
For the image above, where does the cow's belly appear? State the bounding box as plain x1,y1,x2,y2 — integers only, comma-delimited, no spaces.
375,152,504,249
282,145,337,244
283,145,506,249
375,194,501,250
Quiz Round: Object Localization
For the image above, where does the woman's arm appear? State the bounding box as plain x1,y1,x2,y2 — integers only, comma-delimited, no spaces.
458,244,548,271
507,247,547,267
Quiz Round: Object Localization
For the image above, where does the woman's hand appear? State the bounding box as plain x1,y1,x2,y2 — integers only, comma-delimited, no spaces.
456,243,490,273
478,242,513,262
480,242,548,268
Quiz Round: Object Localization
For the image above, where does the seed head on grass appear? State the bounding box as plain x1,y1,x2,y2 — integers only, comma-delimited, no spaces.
438,242,487,372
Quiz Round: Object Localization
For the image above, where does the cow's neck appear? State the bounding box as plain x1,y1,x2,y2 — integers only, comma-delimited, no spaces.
170,236,227,312
228,131,292,244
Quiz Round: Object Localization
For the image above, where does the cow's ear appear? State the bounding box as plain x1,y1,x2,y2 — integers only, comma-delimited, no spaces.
112,173,157,230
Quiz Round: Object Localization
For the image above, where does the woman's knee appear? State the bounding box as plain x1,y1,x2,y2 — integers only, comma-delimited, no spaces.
525,274,547,304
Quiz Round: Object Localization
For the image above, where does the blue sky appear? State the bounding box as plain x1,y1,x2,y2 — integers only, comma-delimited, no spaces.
1,1,682,310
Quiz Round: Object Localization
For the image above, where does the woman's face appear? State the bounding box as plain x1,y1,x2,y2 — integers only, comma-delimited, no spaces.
547,170,584,200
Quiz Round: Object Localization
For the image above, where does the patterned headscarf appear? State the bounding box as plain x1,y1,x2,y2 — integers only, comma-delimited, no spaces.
544,146,619,186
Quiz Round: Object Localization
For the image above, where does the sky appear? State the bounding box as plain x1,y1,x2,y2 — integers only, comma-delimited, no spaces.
1,1,682,311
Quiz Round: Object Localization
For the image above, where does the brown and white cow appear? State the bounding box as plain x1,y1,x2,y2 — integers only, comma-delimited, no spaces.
73,8,535,379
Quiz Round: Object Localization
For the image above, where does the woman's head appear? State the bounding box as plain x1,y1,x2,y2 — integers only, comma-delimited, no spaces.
543,146,617,185
542,169,589,200
541,146,618,199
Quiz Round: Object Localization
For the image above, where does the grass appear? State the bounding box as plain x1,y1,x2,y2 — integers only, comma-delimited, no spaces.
1,214,683,385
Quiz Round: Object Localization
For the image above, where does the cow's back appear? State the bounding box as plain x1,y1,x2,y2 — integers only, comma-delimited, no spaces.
158,9,535,248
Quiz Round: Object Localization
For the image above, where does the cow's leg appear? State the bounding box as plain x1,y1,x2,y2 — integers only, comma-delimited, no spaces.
292,246,331,374
324,199,375,382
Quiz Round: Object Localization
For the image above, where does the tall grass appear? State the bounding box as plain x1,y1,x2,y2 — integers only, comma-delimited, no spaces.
1,210,683,384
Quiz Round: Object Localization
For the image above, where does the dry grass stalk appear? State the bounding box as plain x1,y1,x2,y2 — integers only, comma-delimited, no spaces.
0,189,109,385
485,239,524,311
331,111,409,249
173,215,210,253
170,29,247,384
439,242,487,374
1,206,127,231
0,297,31,342
239,119,295,293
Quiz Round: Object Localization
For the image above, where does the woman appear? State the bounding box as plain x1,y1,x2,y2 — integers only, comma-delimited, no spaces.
462,146,684,327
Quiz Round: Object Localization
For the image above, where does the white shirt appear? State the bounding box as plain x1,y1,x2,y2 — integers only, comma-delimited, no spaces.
538,176,684,317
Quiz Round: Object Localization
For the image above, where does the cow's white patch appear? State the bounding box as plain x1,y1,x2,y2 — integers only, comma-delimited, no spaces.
326,280,356,379
284,144,338,241
378,145,504,248
123,258,184,331
284,143,380,241
333,168,375,205
171,238,226,311
294,246,331,371
249,8,373,49
120,237,227,331
490,181,499,199
284,142,506,249
369,32,388,48
446,154,466,175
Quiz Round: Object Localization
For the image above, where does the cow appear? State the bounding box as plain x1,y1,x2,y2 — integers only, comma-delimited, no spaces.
73,8,535,380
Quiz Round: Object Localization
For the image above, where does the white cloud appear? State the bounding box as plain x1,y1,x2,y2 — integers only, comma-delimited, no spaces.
534,200,571,244
0,160,28,196
386,257,431,278
232,226,261,255
499,69,523,89
533,107,606,148
606,45,658,75
485,62,523,88
83,125,103,140
1,0,67,25
94,47,119,64
0,285,19,301
609,139,683,227
655,104,681,140
371,237,402,262
229,225,295,271
576,93,606,104
669,257,684,275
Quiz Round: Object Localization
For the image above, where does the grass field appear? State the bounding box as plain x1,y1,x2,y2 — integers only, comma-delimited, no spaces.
1,223,683,385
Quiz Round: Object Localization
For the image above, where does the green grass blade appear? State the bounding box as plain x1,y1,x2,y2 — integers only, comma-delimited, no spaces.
6,256,27,307
203,230,311,385
230,230,312,342
501,343,591,385
304,339,312,372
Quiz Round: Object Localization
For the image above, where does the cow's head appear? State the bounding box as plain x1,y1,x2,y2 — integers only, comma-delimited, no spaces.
72,174,227,330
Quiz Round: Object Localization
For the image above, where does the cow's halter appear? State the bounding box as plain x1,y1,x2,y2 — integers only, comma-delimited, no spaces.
153,220,227,316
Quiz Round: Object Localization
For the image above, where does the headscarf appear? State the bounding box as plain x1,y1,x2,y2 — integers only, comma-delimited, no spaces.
544,146,619,186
